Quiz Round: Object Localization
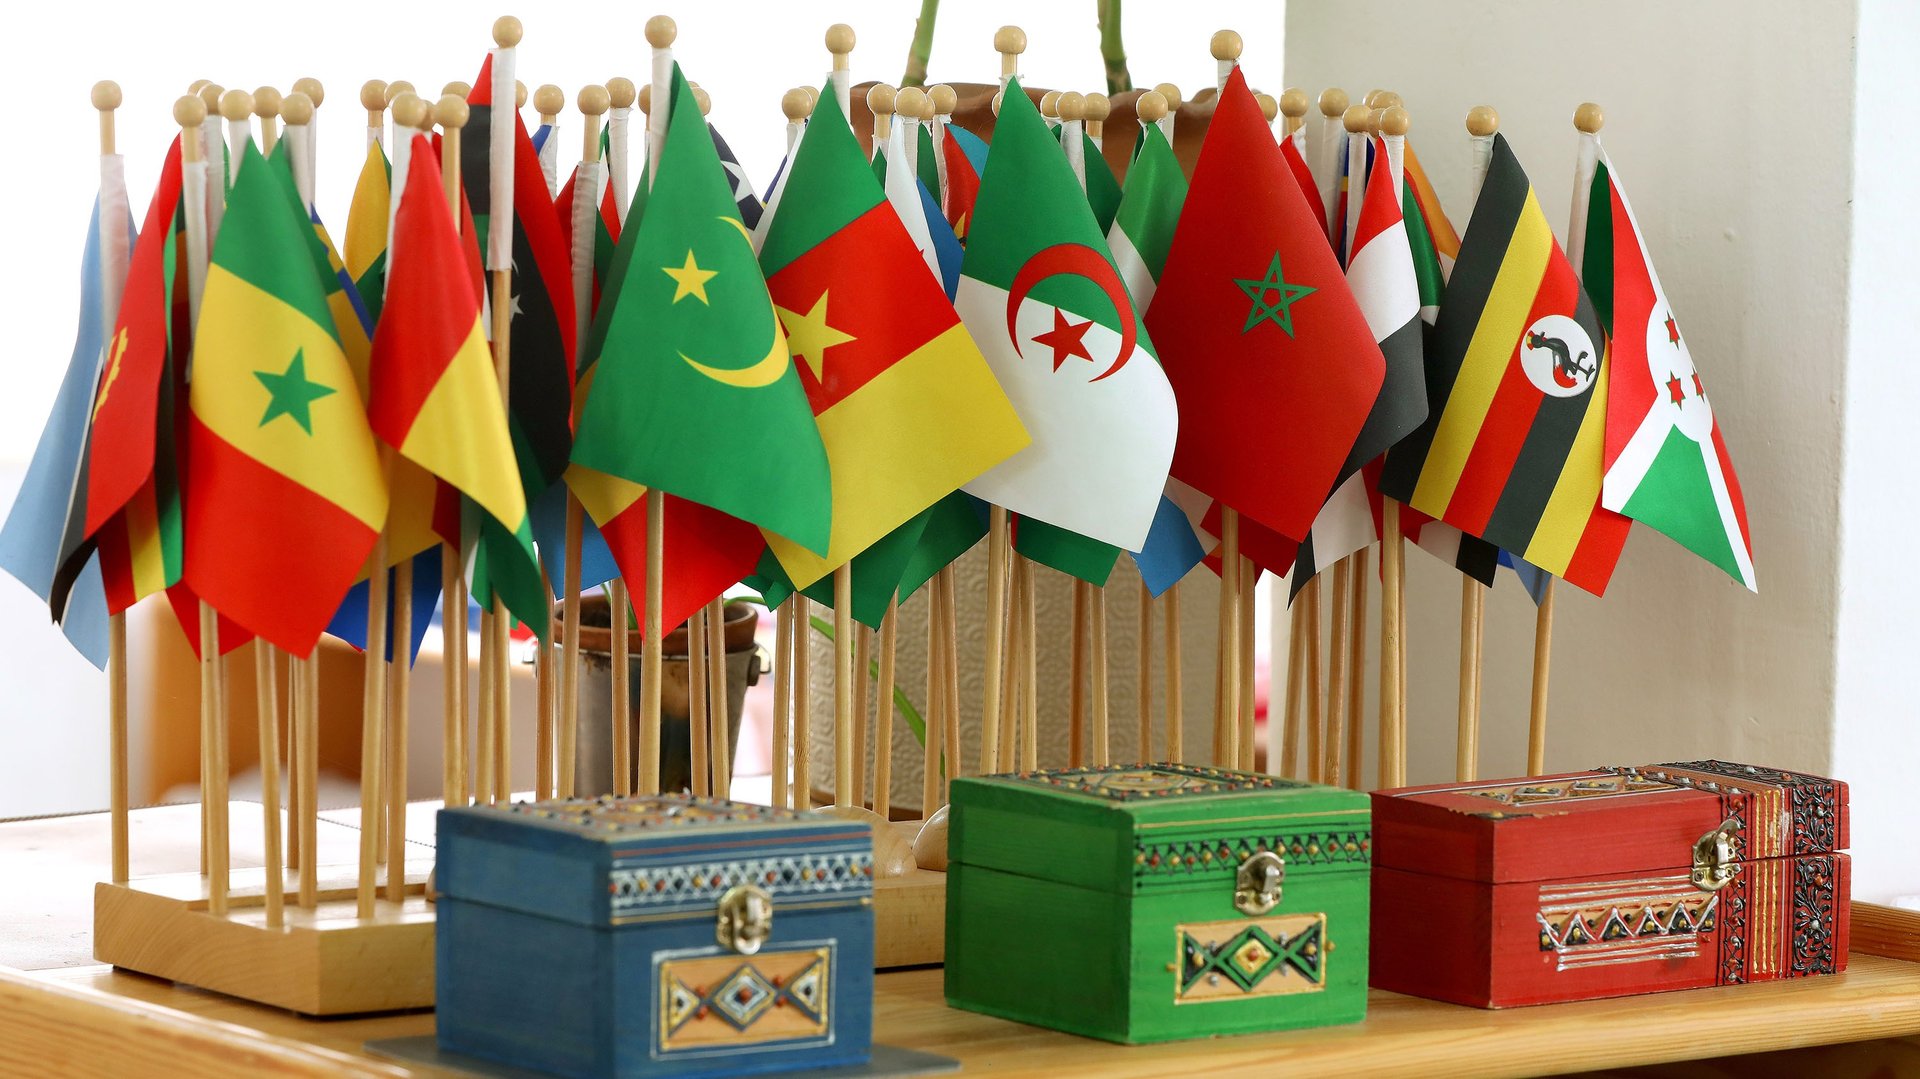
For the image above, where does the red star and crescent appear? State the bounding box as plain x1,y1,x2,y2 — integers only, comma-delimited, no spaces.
1031,309,1096,371
1004,242,1137,382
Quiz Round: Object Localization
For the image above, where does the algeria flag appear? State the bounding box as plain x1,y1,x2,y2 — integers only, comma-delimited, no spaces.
956,79,1177,552
1586,147,1755,591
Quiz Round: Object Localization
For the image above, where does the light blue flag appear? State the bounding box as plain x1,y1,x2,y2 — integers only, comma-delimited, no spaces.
1130,495,1208,596
529,479,621,597
1498,548,1554,606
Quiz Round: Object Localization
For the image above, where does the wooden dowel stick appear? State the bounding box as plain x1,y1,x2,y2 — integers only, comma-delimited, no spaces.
998,562,1025,772
938,568,961,796
875,594,897,819
475,608,496,805
1301,576,1324,783
1528,579,1556,775
254,643,284,928
980,507,1008,773
441,550,463,806
706,597,729,798
1282,598,1307,777
773,598,793,808
1137,578,1152,761
559,499,583,798
1345,548,1368,790
285,651,301,871
1457,576,1484,782
921,585,942,815
536,569,554,802
1068,579,1088,767
1216,510,1241,767
1165,582,1183,763
793,597,813,809
1380,500,1405,788
833,566,855,803
1238,557,1257,771
355,540,389,918
641,491,665,794
298,655,320,908
610,578,633,796
494,601,510,798
852,623,871,805
688,604,710,797
1325,560,1352,786
1090,584,1110,766
387,562,412,899
1021,566,1037,771
108,612,128,882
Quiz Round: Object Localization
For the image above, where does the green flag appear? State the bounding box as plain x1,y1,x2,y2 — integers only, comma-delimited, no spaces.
1083,132,1123,236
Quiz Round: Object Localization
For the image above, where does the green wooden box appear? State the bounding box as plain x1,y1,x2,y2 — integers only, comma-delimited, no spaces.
944,763,1371,1044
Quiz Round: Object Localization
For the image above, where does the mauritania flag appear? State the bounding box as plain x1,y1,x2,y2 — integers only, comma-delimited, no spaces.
343,141,390,320
958,78,1177,553
1377,134,1630,596
760,87,1026,587
1585,145,1754,590
182,141,387,655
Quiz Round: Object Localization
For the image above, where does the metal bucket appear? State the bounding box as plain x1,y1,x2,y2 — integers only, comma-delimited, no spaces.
550,598,765,795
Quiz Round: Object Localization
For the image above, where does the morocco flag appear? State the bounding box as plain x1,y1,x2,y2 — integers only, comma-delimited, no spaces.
1377,134,1630,595
1147,68,1384,544
182,141,387,655
1586,146,1755,591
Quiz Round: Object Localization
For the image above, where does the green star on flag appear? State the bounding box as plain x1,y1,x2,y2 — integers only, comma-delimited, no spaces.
254,349,335,434
1234,253,1316,336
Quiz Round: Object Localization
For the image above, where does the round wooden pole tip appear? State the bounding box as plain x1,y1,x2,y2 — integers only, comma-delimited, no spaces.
646,14,677,48
637,83,652,114
360,79,388,111
1574,101,1604,134
493,15,523,49
1368,107,1388,134
782,87,813,121
385,80,416,106
1380,104,1410,137
1318,87,1348,118
189,79,211,94
1153,82,1182,110
292,77,324,107
578,84,610,116
174,94,208,128
1038,89,1061,118
1342,102,1370,133
1057,91,1086,122
692,85,711,116
867,83,896,115
824,22,855,55
515,80,528,109
442,81,472,100
930,84,957,114
535,83,565,116
1210,29,1243,63
1086,92,1111,122
1135,89,1168,124
1254,93,1278,123
281,92,314,126
894,86,928,122
1279,87,1309,119
219,88,254,123
802,85,819,106
92,81,122,111
1362,89,1383,108
994,25,1026,55
1466,104,1499,137
606,76,636,109
435,93,470,130
1377,90,1403,109
390,92,429,130
252,86,281,118
198,84,225,112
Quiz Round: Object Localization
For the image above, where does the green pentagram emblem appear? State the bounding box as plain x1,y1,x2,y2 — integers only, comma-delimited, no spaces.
254,349,336,434
1233,252,1316,337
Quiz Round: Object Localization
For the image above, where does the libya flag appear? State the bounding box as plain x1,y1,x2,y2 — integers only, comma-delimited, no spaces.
182,140,387,656
572,65,831,554
1588,145,1755,590
758,86,1026,587
958,78,1177,553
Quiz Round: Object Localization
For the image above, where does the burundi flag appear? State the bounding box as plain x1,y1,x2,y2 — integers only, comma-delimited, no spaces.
343,140,390,321
1377,134,1630,596
957,78,1177,552
571,65,831,554
1146,68,1383,545
759,87,1027,587
182,140,388,655
1587,146,1754,590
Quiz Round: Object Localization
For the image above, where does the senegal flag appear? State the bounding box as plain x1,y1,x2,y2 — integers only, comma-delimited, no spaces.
572,64,830,554
1377,134,1630,596
1586,144,1754,590
182,140,387,655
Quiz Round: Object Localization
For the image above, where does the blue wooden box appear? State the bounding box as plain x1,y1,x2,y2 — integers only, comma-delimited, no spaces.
436,795,875,1079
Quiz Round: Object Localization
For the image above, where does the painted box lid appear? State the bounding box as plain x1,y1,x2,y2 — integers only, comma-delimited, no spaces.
950,763,1371,896
437,794,875,929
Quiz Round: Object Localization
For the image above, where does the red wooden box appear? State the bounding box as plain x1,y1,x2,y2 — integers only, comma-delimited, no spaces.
1369,761,1849,1008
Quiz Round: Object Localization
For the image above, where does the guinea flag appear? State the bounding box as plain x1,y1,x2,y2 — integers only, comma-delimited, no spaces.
182,140,387,656
758,85,1026,587
1586,144,1754,590
1146,68,1383,545
1377,134,1630,596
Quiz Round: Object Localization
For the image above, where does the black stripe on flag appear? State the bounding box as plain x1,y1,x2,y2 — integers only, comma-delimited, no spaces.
1482,289,1606,549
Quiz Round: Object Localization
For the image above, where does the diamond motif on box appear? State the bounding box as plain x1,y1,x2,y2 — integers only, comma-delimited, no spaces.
1134,831,1369,879
658,948,832,1053
1004,762,1310,802
1455,773,1677,806
611,852,875,916
1175,914,1326,1003
1535,874,1720,972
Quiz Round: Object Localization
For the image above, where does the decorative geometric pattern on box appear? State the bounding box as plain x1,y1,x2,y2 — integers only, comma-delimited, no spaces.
1619,761,1843,857
1791,854,1840,976
611,852,875,915
659,948,831,1052
1535,872,1719,972
1458,773,1677,806
1176,913,1326,1002
497,793,811,839
1002,763,1311,802
1134,832,1370,880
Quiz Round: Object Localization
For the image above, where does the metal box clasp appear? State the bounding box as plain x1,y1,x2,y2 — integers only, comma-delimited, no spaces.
716,884,774,955
1234,850,1286,916
1690,817,1741,892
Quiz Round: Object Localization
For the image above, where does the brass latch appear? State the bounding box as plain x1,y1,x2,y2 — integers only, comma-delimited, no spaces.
1234,850,1286,916
716,884,773,955
1690,817,1740,892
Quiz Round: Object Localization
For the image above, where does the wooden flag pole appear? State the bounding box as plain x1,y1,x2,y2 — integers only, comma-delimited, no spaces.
707,599,730,799
827,23,856,125
278,87,311,870
198,601,229,916
994,25,1025,90
566,84,606,802
1345,548,1368,789
1165,581,1183,763
833,566,855,804
253,86,280,157
1453,103,1500,785
1528,581,1556,774
1137,578,1152,762
435,95,470,809
1324,560,1352,785
487,18,523,804
94,82,130,885
1282,598,1307,777
254,644,285,928
773,598,794,808
1090,579,1111,767
852,619,872,803
1315,89,1348,239
635,19,673,801
1377,105,1412,789
980,506,1008,774
939,568,961,794
181,90,212,881
874,593,898,819
1215,509,1241,767
793,596,813,808
1300,575,1324,782
688,603,711,797
296,653,318,907
997,560,1025,772
354,534,391,916
535,83,563,197
1238,558,1257,771
1069,579,1088,767
1021,564,1038,771
361,79,386,150
1211,30,1240,93
612,576,634,795
387,556,413,897
921,586,943,815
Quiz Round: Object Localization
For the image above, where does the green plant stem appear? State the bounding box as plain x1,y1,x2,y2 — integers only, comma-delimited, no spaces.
902,0,939,88
1098,0,1132,94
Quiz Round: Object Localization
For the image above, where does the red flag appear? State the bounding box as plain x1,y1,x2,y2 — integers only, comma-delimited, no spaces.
940,128,981,243
1279,132,1327,242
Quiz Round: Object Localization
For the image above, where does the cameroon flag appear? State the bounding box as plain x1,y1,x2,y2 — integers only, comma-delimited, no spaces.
182,141,388,656
1377,134,1630,596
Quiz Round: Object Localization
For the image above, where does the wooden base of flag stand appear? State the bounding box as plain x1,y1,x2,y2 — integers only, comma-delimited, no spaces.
873,852,947,969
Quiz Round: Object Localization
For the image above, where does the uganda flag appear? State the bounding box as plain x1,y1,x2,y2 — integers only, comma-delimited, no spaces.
1377,134,1629,596
182,141,387,656
1586,144,1754,590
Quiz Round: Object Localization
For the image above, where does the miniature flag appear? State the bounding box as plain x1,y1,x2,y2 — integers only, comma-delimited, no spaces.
882,122,963,301
1147,68,1383,545
958,78,1176,552
181,141,387,655
1279,126,1327,241
343,141,390,321
1377,135,1630,596
1588,147,1754,590
1403,142,1460,278
759,87,1026,587
572,65,831,553
710,122,763,229
942,124,985,242
751,511,931,630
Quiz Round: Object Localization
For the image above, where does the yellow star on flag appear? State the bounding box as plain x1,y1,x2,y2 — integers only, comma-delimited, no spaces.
774,291,856,381
663,249,718,305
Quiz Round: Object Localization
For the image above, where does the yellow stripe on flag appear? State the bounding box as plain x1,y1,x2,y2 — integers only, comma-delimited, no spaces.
192,264,388,530
1410,191,1554,516
125,488,168,602
344,143,389,284
1522,346,1612,574
766,323,1030,588
566,462,647,528
398,318,527,531
386,457,444,564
